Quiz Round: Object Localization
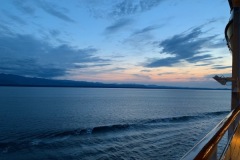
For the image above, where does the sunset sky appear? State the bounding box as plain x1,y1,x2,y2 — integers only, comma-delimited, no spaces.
0,0,232,88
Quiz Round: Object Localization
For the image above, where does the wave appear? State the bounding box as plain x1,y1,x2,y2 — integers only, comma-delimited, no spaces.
0,124,131,153
146,110,229,124
2,110,230,140
34,110,229,139
205,111,229,116
92,124,130,133
36,110,230,139
52,124,130,138
0,110,229,153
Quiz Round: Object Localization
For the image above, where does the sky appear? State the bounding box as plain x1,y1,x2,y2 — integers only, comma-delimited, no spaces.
0,0,232,88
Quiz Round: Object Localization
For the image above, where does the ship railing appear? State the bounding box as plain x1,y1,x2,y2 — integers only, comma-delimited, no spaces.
181,107,240,160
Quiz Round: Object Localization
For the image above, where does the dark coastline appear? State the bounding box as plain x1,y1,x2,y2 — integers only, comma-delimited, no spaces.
0,73,230,90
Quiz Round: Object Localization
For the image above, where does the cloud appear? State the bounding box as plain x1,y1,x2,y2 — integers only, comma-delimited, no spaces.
207,39,226,48
36,1,75,23
212,65,232,70
13,0,36,15
123,24,164,50
146,25,225,67
0,34,108,78
146,57,179,67
13,0,74,23
0,58,66,78
73,67,126,76
3,11,27,25
85,0,166,19
0,24,13,35
111,67,126,71
160,27,213,58
132,25,163,35
49,29,61,37
105,18,133,34
110,0,166,17
132,74,151,80
141,69,151,72
74,63,111,68
186,54,212,63
194,63,211,66
158,72,175,75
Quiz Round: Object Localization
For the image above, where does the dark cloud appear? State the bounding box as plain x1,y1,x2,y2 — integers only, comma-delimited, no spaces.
36,1,75,23
132,74,151,80
3,11,27,25
207,39,226,48
195,63,211,66
123,24,164,48
146,25,225,68
105,18,133,34
85,0,166,19
0,24,13,35
132,25,163,35
160,27,214,58
146,57,179,67
0,58,66,78
49,29,61,37
0,34,108,78
124,33,154,48
74,63,111,68
13,0,35,15
202,56,223,61
110,0,166,17
13,0,74,23
158,72,175,76
186,54,212,63
106,67,126,72
212,65,232,70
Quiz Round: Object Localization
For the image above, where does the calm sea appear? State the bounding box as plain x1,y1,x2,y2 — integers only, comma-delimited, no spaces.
0,87,230,160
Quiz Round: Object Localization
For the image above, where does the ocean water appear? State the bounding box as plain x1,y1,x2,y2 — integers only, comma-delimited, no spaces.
0,87,231,160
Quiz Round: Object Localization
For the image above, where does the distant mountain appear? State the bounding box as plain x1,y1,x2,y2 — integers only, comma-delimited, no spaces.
0,73,229,90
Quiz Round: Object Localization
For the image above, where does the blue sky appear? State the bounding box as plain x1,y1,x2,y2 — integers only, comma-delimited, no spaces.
0,0,232,87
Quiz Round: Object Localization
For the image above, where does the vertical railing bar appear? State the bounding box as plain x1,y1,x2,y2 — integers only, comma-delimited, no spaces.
181,108,240,160
219,121,239,160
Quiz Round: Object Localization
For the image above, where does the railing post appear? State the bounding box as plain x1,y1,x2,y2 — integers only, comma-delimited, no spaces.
209,145,218,160
229,0,240,140
180,109,240,160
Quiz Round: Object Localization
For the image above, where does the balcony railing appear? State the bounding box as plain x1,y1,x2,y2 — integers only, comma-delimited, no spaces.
181,107,240,160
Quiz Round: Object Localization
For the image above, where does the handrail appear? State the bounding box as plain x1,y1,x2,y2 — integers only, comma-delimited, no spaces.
181,107,240,160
